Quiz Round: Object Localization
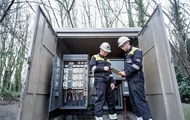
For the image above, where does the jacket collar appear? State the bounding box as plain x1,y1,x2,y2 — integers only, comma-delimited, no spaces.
98,53,106,59
126,46,132,54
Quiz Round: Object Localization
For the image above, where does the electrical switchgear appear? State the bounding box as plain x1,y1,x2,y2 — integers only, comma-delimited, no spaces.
62,54,89,109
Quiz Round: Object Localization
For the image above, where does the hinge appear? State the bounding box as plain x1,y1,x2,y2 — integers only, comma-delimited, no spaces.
27,56,32,65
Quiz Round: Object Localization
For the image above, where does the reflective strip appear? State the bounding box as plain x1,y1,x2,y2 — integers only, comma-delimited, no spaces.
132,64,140,70
92,66,97,75
129,47,140,55
95,116,103,120
94,55,110,62
109,74,113,77
136,58,141,62
109,113,117,119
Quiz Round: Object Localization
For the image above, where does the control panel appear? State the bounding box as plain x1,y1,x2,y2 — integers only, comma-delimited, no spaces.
62,54,89,109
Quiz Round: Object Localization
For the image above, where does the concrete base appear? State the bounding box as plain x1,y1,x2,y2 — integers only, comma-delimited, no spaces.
49,110,137,120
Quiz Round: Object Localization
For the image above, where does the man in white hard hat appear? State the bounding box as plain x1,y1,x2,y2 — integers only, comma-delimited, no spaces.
89,42,117,120
117,37,152,120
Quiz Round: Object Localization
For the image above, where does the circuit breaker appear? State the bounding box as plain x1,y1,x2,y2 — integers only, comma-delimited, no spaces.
62,54,89,109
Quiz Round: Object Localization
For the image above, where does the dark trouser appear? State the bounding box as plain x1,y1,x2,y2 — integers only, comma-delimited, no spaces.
128,79,151,120
94,80,116,117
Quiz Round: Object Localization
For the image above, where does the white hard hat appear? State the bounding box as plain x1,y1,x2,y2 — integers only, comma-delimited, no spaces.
100,42,111,53
118,36,130,47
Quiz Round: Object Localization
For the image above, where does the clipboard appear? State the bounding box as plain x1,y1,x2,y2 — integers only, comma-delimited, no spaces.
111,67,122,75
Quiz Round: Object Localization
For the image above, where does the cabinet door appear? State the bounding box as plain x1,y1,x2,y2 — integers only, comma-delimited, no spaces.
49,54,63,112
138,5,184,120
19,6,57,120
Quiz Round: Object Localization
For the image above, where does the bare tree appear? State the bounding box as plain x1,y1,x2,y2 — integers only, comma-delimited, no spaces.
55,0,76,28
95,0,125,28
124,0,134,27
0,0,29,93
82,0,93,28
168,0,190,75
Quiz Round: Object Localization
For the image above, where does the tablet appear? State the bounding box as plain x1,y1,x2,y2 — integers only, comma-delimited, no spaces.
111,67,122,75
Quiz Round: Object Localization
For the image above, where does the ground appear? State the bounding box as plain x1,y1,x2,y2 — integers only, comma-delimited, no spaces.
182,103,190,120
0,103,19,120
0,100,190,120
0,98,19,120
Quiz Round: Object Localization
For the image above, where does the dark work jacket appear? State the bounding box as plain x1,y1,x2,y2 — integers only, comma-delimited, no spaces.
89,53,114,83
124,47,144,82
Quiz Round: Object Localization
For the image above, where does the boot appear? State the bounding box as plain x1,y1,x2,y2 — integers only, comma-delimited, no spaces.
137,117,143,120
95,116,103,120
109,113,117,120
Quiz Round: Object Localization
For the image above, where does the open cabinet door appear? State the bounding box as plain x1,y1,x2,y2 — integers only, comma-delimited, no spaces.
19,6,57,120
48,54,63,112
138,5,184,120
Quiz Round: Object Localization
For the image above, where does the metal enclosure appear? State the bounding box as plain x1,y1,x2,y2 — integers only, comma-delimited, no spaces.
138,5,184,120
19,5,184,120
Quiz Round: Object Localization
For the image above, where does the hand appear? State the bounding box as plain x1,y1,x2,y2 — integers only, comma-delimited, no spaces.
110,83,115,90
104,66,110,71
118,71,126,77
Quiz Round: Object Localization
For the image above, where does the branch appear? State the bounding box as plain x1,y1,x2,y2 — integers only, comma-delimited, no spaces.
48,0,60,27
0,0,15,23
25,0,35,12
107,0,126,27
56,0,75,28
135,0,151,17
162,9,178,30
170,42,190,76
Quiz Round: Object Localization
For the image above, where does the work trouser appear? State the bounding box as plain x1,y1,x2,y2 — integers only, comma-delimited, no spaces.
128,79,151,120
94,80,116,118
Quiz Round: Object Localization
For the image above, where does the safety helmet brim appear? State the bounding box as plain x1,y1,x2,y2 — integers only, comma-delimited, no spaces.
100,47,111,53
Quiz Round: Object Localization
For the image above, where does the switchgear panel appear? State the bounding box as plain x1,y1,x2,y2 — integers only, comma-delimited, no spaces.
62,54,89,109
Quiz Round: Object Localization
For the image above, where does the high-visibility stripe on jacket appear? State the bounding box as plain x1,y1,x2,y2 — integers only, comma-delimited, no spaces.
94,54,110,63
124,47,143,80
89,54,113,82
